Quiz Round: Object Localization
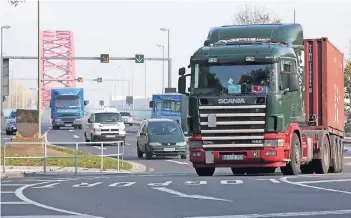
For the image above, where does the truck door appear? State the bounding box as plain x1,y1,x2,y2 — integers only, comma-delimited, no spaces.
280,59,301,129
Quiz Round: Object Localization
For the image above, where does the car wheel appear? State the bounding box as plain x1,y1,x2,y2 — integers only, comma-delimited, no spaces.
137,143,143,158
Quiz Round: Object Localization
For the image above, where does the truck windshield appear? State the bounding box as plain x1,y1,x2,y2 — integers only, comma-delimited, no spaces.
95,113,122,123
10,111,16,119
191,63,278,95
156,100,181,112
56,95,80,108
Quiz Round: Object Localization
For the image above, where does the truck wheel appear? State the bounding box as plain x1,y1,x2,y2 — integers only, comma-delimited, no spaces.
300,162,314,174
180,154,187,159
78,125,83,130
52,126,57,130
328,135,339,173
5,130,11,135
314,134,330,174
137,143,143,158
280,133,301,175
231,168,246,175
338,137,344,173
195,167,215,176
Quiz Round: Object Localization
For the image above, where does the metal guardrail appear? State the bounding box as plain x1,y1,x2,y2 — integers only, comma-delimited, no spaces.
2,141,124,174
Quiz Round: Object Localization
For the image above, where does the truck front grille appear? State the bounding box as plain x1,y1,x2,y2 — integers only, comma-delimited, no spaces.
199,105,266,148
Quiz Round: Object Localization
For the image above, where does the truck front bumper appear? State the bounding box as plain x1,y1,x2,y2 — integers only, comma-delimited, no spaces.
53,118,83,127
189,147,286,168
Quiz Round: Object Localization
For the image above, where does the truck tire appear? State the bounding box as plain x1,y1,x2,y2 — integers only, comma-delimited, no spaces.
280,133,301,175
300,162,314,174
84,133,90,142
231,168,246,175
314,134,330,174
145,146,152,160
52,125,57,130
338,137,344,173
5,130,11,135
78,125,83,130
195,167,215,176
329,135,339,173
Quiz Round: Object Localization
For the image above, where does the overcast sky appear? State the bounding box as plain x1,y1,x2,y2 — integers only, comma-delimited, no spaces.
1,0,350,105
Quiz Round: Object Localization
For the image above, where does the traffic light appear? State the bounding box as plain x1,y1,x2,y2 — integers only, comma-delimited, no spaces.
77,77,83,83
97,77,102,83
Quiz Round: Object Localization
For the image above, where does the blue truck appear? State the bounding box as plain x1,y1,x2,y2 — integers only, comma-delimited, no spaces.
149,93,188,133
50,88,87,130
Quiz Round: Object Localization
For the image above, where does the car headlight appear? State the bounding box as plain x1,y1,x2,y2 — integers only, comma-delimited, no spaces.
176,141,187,146
149,142,162,146
264,139,284,147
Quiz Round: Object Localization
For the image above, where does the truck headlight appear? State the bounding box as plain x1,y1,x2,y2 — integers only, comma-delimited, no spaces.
176,142,187,146
55,119,61,122
264,139,284,147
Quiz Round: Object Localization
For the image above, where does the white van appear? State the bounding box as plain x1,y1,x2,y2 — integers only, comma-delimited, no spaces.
84,110,126,145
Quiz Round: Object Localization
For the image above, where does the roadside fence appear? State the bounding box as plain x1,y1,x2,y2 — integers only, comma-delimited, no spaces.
2,140,125,174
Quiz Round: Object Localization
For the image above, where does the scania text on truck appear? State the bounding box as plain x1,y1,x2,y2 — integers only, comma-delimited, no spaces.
50,88,88,130
177,23,345,176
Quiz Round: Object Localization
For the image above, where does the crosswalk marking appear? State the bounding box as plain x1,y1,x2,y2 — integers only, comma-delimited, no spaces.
1,201,29,205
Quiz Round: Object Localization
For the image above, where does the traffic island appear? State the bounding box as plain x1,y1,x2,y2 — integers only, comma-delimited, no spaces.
1,142,142,178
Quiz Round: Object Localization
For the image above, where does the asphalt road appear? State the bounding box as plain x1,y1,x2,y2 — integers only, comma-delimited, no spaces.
2,116,351,218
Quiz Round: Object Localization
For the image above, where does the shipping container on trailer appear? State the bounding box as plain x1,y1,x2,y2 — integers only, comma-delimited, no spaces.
303,37,344,136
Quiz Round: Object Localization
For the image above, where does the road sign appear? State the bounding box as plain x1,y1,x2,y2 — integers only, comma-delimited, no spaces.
126,96,133,105
135,54,144,63
100,54,109,63
2,58,9,96
77,77,83,82
99,100,104,106
97,77,102,83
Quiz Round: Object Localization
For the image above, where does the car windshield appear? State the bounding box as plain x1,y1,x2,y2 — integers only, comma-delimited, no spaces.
147,121,184,142
120,112,131,116
56,95,80,108
94,113,122,123
191,63,278,95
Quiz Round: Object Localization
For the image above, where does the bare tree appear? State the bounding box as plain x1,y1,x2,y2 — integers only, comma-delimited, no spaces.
8,0,25,7
233,4,281,25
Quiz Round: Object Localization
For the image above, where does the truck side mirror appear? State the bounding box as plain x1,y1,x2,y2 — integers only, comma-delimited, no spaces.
149,101,154,108
289,73,299,92
87,118,91,123
178,76,186,94
84,100,89,106
178,67,186,76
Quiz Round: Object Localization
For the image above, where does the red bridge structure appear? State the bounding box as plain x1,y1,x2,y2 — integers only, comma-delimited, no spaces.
40,30,76,108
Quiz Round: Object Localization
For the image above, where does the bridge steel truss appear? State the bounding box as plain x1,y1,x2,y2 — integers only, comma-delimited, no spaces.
40,30,76,108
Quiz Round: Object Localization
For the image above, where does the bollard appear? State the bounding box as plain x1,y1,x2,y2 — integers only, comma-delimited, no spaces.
75,143,78,175
100,142,104,172
44,142,47,174
122,141,124,167
117,142,120,171
3,144,7,174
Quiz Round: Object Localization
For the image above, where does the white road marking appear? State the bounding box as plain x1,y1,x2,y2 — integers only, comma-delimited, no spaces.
125,143,130,145
2,184,25,186
0,202,29,205
69,130,74,132
15,181,101,216
153,187,231,202
72,182,102,188
166,160,190,165
3,137,10,140
296,179,351,184
109,182,136,187
345,162,351,166
220,180,243,185
73,135,79,139
280,176,351,195
2,216,102,218
256,178,281,183
93,146,106,150
344,156,351,159
1,191,15,194
184,181,207,185
184,209,351,218
32,183,60,189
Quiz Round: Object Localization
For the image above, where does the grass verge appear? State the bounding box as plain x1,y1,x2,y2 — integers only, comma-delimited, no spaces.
1,144,132,171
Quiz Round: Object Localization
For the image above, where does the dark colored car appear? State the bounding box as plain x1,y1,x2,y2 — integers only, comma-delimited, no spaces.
136,118,187,160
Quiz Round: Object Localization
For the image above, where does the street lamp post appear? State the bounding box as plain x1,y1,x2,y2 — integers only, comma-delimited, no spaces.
156,44,165,93
37,0,42,136
160,28,171,88
117,66,125,109
1,25,11,118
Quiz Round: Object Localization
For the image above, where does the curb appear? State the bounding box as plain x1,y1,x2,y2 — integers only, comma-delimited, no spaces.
1,172,24,179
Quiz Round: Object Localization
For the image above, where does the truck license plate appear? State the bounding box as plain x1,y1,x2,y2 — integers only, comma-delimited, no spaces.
106,135,115,138
163,148,175,152
221,154,244,160
65,124,72,127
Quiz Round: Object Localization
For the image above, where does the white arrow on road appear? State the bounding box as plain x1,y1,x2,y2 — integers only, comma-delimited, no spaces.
73,135,79,139
152,187,231,202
